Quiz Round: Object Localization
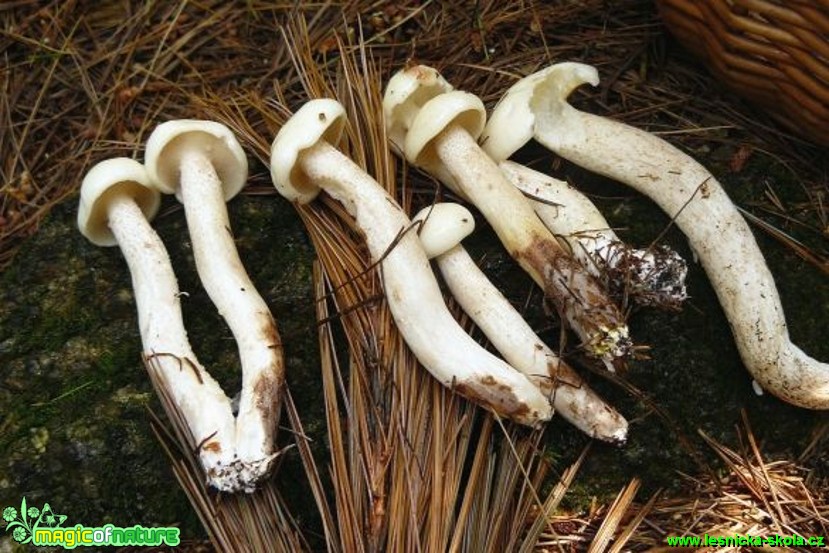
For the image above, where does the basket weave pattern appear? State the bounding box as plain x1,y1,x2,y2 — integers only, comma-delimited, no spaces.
656,0,829,146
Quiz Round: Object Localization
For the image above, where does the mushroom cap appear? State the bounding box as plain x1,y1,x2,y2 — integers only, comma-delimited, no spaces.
404,90,486,167
412,203,475,259
78,157,161,247
269,98,346,204
145,119,248,202
383,65,453,154
480,62,600,161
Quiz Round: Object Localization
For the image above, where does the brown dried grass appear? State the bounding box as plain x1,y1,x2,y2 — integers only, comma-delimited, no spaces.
539,415,829,552
2,1,825,271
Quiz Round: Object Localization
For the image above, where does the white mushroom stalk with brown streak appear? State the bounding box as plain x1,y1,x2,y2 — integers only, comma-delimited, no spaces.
383,66,631,364
482,62,829,409
269,98,551,426
412,202,628,443
501,160,688,309
78,158,242,491
145,121,285,485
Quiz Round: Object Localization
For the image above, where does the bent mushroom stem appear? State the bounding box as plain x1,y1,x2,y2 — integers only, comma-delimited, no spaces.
501,160,688,309
413,203,628,443
146,121,284,479
78,159,239,491
435,125,629,360
483,62,829,409
177,150,284,464
270,99,552,426
383,67,631,362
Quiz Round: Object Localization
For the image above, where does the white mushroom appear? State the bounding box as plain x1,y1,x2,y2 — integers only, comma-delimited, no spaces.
77,158,242,491
270,99,552,426
501,160,688,309
383,66,630,362
482,62,829,409
412,203,628,443
145,120,284,476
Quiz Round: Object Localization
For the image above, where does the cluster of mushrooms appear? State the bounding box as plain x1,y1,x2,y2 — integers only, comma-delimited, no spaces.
78,123,285,493
78,62,829,494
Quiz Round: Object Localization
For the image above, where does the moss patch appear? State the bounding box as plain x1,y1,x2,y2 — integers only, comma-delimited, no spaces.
0,191,322,539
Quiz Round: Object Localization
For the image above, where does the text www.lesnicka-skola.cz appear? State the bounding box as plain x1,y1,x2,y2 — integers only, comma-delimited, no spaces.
665,533,824,548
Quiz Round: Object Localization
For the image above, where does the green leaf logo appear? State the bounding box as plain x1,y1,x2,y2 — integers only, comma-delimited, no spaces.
2,498,32,543
3,498,65,544
1,506,16,523
12,527,26,542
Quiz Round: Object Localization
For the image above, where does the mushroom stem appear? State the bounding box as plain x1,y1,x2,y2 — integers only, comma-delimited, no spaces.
483,62,829,408
434,125,630,360
436,245,627,442
382,68,631,361
501,160,687,309
177,149,284,465
269,99,552,426
301,141,551,425
102,195,238,488
413,204,627,442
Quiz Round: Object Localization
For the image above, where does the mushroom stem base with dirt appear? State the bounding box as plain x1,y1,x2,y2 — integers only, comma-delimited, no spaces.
105,195,244,490
541,120,829,407
434,125,631,360
433,242,628,443
501,160,687,309
178,149,284,466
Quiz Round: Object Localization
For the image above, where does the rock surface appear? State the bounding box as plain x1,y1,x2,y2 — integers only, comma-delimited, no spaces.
0,148,826,545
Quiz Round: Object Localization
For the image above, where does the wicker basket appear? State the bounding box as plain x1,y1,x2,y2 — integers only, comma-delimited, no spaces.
656,0,829,146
